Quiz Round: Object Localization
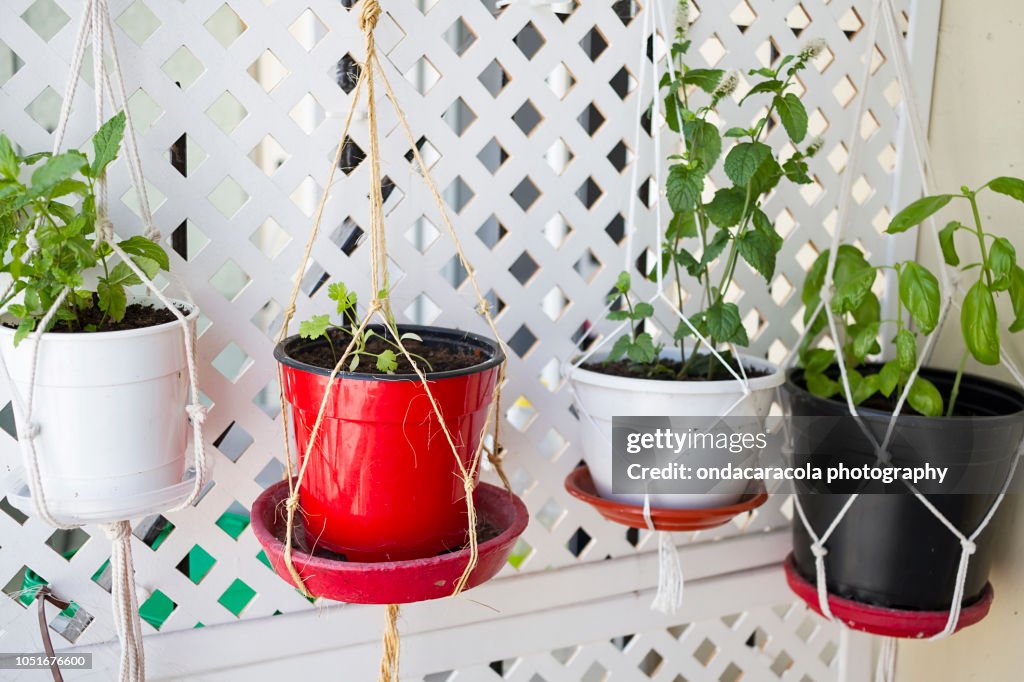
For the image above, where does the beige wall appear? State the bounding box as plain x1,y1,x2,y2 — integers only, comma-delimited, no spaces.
899,0,1024,679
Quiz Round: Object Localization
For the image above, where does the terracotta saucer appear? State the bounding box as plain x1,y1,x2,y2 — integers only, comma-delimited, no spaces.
783,553,994,638
252,479,529,604
564,464,768,532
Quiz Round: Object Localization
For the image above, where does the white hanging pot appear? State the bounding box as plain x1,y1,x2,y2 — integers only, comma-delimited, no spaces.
0,297,198,519
567,349,783,509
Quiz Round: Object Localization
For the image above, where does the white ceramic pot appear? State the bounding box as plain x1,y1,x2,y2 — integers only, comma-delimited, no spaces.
0,298,198,513
567,349,783,509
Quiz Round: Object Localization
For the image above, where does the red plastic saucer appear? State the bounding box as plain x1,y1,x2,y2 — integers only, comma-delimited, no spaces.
783,553,994,638
252,479,529,604
564,464,767,532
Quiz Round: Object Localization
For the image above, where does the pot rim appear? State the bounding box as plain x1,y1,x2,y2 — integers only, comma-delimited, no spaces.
566,349,784,395
275,323,504,382
0,296,198,342
785,365,1024,421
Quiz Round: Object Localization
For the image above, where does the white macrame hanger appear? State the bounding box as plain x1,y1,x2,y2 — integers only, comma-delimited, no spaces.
0,1,210,679
785,1,1024,671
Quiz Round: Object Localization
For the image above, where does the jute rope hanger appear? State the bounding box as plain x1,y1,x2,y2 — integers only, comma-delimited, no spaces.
272,2,513,679
0,0,210,680
778,3,1024,677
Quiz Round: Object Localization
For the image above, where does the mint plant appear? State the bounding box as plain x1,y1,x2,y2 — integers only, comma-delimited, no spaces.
800,176,1024,416
0,112,170,344
603,0,824,380
299,282,431,374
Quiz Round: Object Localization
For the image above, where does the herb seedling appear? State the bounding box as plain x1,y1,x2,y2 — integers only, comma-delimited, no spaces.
299,282,432,374
800,176,1024,416
604,0,823,380
0,112,171,344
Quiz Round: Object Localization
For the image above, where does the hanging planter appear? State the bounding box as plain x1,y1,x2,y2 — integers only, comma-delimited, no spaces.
274,324,504,561
1,296,198,522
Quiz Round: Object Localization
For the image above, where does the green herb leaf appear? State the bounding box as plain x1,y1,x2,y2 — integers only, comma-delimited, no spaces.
878,360,901,397
607,334,631,362
666,164,705,212
740,79,784,104
773,93,808,143
895,329,917,373
700,228,731,267
13,318,35,346
898,261,940,333
851,373,880,405
667,211,698,239
831,267,876,314
299,314,331,340
30,151,88,196
683,119,722,170
988,237,1015,291
938,221,961,266
627,332,659,363
908,376,943,417
118,235,170,271
105,261,142,287
96,281,127,322
852,292,881,325
704,188,747,228
1009,266,1024,333
705,301,744,344
802,348,835,374
886,194,953,233
782,156,812,184
0,135,18,180
633,302,655,319
615,271,631,293
806,371,839,398
376,350,398,373
681,68,724,93
851,321,881,360
91,111,126,177
724,142,771,186
607,309,630,321
723,127,749,138
736,228,779,280
988,176,1024,203
962,280,1000,364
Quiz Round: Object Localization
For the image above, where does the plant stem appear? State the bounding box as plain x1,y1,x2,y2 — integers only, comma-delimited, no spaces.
946,349,970,417
967,191,992,289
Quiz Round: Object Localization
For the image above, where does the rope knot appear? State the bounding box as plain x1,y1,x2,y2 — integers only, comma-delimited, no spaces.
475,301,491,316
962,539,977,556
811,543,828,559
369,297,384,311
25,231,40,254
20,421,40,440
820,285,834,308
144,224,162,243
102,521,132,542
285,495,300,512
186,404,208,425
96,216,115,243
359,0,381,32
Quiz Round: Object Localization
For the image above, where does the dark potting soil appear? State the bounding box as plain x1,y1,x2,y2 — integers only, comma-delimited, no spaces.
283,516,501,562
5,300,179,334
291,328,485,375
583,357,770,382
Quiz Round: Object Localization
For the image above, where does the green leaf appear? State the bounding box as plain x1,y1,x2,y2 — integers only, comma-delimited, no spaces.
97,281,127,322
705,301,744,343
988,176,1024,203
736,229,779,280
851,373,880,405
806,371,839,398
852,292,881,325
666,164,705,213
615,271,631,293
886,194,953,233
0,135,18,180
105,261,142,287
878,360,901,397
782,155,812,184
607,334,631,362
299,314,331,340
723,127,749,138
627,332,659,363
908,376,943,417
91,111,126,177
898,262,941,333
681,68,724,93
851,322,881,360
802,348,835,374
30,151,88,196
1009,266,1024,333
700,228,731,266
684,119,722,170
13,318,35,346
376,350,398,373
118,235,170,271
704,188,747,228
938,221,961,266
773,93,808,143
831,267,876,314
724,142,771,186
607,309,630,321
667,211,698,239
747,157,783,196
740,79,784,103
632,302,654,319
988,237,1015,290
895,329,917,373
962,281,1000,365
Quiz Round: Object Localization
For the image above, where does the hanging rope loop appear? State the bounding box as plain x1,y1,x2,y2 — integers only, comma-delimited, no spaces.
359,0,382,32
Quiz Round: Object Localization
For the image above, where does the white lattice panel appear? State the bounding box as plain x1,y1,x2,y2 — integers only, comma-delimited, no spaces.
0,0,936,679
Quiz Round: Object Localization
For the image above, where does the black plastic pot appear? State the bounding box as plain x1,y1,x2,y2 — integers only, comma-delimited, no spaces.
785,365,1024,611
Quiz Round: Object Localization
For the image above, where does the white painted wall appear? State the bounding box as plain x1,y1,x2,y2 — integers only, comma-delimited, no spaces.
900,0,1024,678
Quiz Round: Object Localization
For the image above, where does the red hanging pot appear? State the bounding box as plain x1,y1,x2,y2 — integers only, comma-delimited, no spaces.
275,324,503,561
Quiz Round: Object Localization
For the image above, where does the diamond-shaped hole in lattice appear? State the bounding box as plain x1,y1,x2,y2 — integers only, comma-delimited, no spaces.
838,7,864,39
443,17,476,56
574,249,602,283
291,176,324,218
730,0,757,33
508,325,538,358
3,564,48,607
253,379,282,420
582,662,608,682
255,457,285,490
0,40,25,87
610,65,638,102
580,26,608,61
162,46,204,89
771,650,794,677
45,528,90,561
207,91,248,133
538,428,567,461
128,88,162,132
475,215,507,251
514,21,545,59
290,9,328,51
539,357,561,393
25,86,62,133
833,75,857,108
478,137,509,175
719,663,743,682
507,537,534,570
49,601,94,644
251,299,283,339
22,0,69,42
510,251,539,285
219,578,257,617
693,637,717,666
330,217,364,256
1,495,28,525
205,3,246,48
605,214,626,245
441,254,468,290
249,134,289,176
405,293,442,326
512,177,541,212
542,286,570,322
700,34,726,66
177,544,217,585
291,92,326,134
506,395,537,433
613,0,640,25
248,51,289,93
546,138,574,174
607,140,632,173
217,500,251,541
134,515,174,551
547,62,576,99
209,259,252,301
546,213,572,249
639,649,663,678
536,497,567,532
212,341,253,383
209,176,249,218
118,1,161,45
577,177,604,210
251,218,291,260
578,103,606,137
214,421,254,462
141,589,177,630
443,97,477,136
406,216,440,254
444,176,475,214
566,527,592,558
